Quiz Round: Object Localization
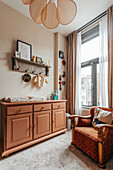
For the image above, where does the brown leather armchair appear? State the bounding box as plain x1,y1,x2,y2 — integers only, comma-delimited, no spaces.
69,107,113,168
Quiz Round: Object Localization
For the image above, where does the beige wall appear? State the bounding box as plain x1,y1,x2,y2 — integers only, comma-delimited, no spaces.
0,2,55,99
54,33,67,100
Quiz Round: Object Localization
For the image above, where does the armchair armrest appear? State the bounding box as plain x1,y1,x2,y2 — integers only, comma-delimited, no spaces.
69,115,91,120
94,124,113,129
94,124,113,143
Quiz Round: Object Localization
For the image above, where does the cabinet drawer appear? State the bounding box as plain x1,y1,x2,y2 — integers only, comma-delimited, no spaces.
52,102,65,110
7,105,32,115
34,104,51,112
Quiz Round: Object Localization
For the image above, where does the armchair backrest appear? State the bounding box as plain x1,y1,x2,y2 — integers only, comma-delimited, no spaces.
90,107,113,122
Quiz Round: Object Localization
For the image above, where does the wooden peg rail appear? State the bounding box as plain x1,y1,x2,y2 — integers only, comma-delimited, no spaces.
12,56,51,76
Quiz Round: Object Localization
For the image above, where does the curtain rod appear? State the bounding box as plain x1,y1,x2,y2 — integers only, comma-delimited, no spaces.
77,11,107,33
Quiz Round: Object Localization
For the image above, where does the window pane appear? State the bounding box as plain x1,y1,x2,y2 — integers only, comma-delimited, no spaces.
97,62,108,107
81,37,99,63
81,66,92,106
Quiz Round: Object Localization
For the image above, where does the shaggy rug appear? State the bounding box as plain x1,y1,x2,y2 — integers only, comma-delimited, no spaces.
0,131,113,170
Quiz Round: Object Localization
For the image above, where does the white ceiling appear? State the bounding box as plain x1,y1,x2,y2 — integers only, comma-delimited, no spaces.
1,0,113,36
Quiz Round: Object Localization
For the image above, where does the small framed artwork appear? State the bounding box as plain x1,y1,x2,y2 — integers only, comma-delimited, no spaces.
15,51,21,58
59,51,64,59
17,40,32,61
36,57,42,64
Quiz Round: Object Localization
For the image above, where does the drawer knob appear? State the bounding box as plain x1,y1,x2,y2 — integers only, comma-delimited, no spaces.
41,107,44,110
58,105,61,108
18,109,22,112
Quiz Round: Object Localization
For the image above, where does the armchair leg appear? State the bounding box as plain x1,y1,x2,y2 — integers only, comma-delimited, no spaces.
71,141,74,145
71,127,75,144
97,163,106,169
98,142,106,169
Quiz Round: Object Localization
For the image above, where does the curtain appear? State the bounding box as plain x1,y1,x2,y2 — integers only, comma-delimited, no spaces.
67,31,77,115
107,5,113,108
67,31,81,115
99,15,108,107
75,32,81,115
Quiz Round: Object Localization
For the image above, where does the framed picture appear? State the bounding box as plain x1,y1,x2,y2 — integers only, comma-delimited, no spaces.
17,40,32,61
36,57,42,64
59,51,64,59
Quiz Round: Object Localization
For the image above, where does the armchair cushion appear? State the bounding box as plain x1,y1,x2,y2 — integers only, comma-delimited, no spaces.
74,127,98,141
77,117,92,127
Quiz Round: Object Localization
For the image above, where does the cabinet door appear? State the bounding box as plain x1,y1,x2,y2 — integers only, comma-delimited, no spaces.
52,109,66,132
7,113,32,149
34,111,51,139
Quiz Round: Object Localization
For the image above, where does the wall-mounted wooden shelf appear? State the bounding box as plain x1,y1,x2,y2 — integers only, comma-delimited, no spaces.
12,56,51,76
12,56,51,68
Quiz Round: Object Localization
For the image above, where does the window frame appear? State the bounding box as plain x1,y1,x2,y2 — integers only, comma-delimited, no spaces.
81,58,99,108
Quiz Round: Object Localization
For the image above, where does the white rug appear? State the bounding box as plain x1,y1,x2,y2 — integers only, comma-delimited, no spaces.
0,131,113,170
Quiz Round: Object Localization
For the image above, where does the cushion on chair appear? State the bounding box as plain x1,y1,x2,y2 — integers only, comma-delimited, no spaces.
90,107,113,118
73,127,98,162
97,110,112,124
74,127,98,141
77,117,92,127
92,108,112,126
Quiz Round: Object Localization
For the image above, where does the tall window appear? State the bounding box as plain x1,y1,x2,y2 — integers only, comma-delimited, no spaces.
81,25,100,107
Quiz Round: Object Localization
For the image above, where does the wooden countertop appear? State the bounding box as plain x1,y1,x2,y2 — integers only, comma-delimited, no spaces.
1,100,67,106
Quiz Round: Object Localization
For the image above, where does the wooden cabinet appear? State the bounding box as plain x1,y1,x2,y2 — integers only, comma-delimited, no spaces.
7,113,32,149
34,111,51,139
52,109,66,132
1,100,67,157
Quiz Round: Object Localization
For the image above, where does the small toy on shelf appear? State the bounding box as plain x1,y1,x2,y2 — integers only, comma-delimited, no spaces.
32,56,36,62
54,90,58,100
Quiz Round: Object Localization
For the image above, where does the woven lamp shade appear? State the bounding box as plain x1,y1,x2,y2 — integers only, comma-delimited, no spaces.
41,0,59,29
30,0,47,24
22,0,32,5
57,0,77,25
22,0,77,29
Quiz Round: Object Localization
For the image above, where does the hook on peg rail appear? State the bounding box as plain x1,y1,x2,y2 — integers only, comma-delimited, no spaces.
39,72,42,75
17,67,20,70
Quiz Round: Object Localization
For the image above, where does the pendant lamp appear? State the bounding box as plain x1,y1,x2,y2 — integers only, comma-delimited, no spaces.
22,0,77,29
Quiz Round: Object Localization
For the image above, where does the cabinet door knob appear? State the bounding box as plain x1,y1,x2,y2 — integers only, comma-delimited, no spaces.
29,125,33,128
